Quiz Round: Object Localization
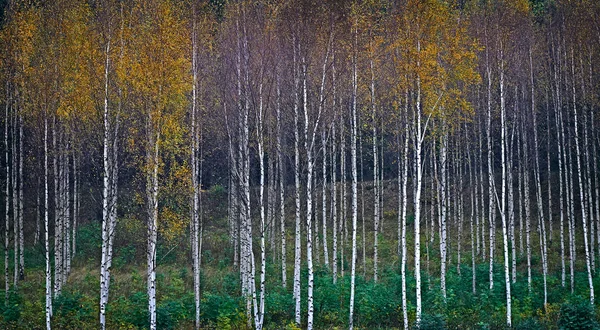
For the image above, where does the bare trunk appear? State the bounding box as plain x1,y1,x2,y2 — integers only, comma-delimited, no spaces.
530,50,548,308
400,91,409,329
277,79,287,288
571,49,594,304
348,25,358,329
322,131,329,268
4,85,9,303
44,109,52,329
18,113,23,281
440,132,448,300
370,55,379,283
292,38,302,325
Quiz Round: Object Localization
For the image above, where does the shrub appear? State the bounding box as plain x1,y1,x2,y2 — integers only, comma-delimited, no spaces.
53,290,95,329
558,299,599,330
415,313,446,330
1,290,22,323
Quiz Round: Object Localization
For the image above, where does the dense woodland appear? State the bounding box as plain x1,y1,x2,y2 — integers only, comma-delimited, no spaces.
1,0,600,329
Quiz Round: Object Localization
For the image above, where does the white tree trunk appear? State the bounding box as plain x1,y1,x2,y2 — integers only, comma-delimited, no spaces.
530,50,548,308
468,141,477,295
255,65,266,330
303,59,315,329
322,131,329,268
414,38,424,326
486,61,495,291
332,121,338,284
331,53,338,284
571,49,594,304
440,132,448,300
593,112,600,275
554,83,566,287
523,117,532,294
370,56,379,283
100,39,117,330
53,118,61,296
36,175,40,247
190,20,201,328
4,87,9,303
12,107,18,288
18,113,23,281
499,54,511,327
73,155,79,258
147,132,159,330
340,111,346,278
44,109,52,330
479,119,487,261
400,91,410,329
360,122,366,276
566,115,576,293
276,78,287,288
63,143,70,282
292,38,302,325
348,26,358,329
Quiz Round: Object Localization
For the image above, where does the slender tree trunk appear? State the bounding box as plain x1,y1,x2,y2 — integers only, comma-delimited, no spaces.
486,59,495,291
73,156,78,258
36,174,40,247
509,88,517,284
4,86,9,302
468,136,477,295
322,130,329,268
100,39,113,330
147,131,159,330
341,111,346,278
64,140,71,282
12,105,18,288
276,78,287,288
580,56,594,272
370,54,379,283
332,124,338,278
292,38,302,325
554,78,566,287
530,50,548,308
479,116,487,261
190,19,201,329
440,131,448,300
499,52,511,326
400,91,410,329
523,115,532,294
302,58,315,330
571,49,594,304
253,58,267,330
593,112,600,276
414,37,424,325
18,113,23,281
53,117,61,296
44,109,52,330
348,24,358,329
332,53,338,284
518,125,524,258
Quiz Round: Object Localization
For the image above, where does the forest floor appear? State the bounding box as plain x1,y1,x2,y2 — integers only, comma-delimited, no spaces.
0,179,599,329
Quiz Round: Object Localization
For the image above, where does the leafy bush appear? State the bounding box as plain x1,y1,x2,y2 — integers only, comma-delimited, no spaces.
108,291,148,329
114,244,137,269
558,299,599,330
201,293,243,327
53,290,95,329
415,313,446,330
157,293,194,329
514,317,541,330
0,290,22,323
75,222,102,263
